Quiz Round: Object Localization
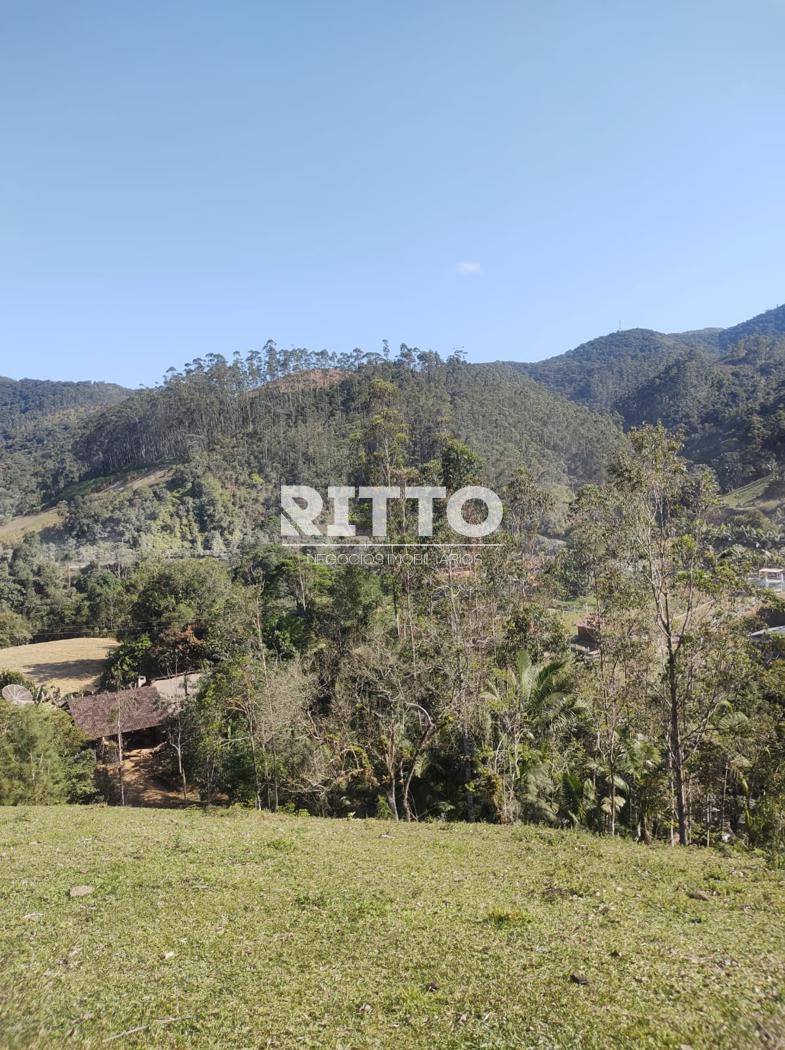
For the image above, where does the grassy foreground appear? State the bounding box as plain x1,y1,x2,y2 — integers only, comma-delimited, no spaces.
1,809,784,1049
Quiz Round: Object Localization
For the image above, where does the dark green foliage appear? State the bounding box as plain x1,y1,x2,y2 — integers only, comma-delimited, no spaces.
0,377,129,520
0,376,129,433
0,428,780,855
0,313,784,852
117,559,243,677
718,302,785,352
73,350,621,490
0,609,32,648
0,535,86,635
101,635,153,688
508,314,785,489
12,350,616,558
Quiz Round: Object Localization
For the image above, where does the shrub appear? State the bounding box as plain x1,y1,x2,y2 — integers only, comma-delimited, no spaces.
0,610,32,649
747,795,785,865
0,702,96,804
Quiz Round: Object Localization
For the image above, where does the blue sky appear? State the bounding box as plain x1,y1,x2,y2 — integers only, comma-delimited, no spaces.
1,0,784,387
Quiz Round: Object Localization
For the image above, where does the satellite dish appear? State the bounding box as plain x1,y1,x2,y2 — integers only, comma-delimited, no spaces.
2,684,33,705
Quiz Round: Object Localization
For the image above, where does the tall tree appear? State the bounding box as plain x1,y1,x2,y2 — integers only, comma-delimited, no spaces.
573,426,752,844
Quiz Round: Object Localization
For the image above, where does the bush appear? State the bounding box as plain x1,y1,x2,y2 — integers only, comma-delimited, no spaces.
0,702,96,804
0,610,32,649
747,795,785,864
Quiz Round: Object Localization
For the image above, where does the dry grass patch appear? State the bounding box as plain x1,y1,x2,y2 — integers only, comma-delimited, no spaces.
0,636,118,693
0,507,60,543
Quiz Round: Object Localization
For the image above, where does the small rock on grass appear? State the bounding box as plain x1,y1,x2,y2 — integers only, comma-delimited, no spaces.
68,885,93,898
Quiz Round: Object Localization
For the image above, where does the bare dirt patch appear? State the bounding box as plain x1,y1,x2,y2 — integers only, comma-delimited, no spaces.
103,747,198,808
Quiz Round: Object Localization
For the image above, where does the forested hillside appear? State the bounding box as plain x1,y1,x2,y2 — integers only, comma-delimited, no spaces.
621,337,785,488
0,347,622,556
718,302,785,351
505,304,785,490
1,301,784,556
1,325,783,860
0,376,129,433
0,377,130,521
3,427,782,859
73,351,621,487
508,327,722,414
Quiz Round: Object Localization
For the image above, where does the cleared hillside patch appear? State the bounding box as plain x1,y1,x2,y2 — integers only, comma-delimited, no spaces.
0,808,783,1049
58,465,174,501
0,468,175,546
0,507,60,544
721,474,785,523
0,637,117,693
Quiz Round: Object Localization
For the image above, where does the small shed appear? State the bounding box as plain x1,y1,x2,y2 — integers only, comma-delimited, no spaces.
755,568,785,592
576,616,600,647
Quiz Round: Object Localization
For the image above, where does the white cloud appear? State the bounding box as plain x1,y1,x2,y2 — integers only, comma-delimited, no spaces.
456,260,482,275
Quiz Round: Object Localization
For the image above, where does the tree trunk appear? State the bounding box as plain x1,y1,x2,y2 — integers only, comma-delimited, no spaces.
387,782,399,820
248,719,263,810
669,679,688,845
462,730,476,822
117,729,125,807
271,740,279,812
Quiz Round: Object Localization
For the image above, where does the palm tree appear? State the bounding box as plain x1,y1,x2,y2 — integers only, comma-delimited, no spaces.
481,650,571,823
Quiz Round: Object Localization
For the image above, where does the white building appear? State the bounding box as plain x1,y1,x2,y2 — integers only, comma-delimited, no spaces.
754,568,785,592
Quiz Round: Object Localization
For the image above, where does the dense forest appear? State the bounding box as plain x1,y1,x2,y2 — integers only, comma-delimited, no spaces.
509,327,723,413
0,377,129,520
3,302,784,546
0,376,129,434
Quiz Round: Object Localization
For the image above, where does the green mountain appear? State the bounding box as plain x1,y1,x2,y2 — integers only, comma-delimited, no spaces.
0,350,622,555
718,302,785,352
2,300,783,554
503,304,785,489
0,377,131,522
506,328,722,415
76,358,621,487
0,376,129,436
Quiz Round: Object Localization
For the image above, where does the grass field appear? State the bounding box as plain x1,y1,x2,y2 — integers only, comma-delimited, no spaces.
0,508,60,545
1,809,784,1049
721,473,785,518
0,637,117,693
